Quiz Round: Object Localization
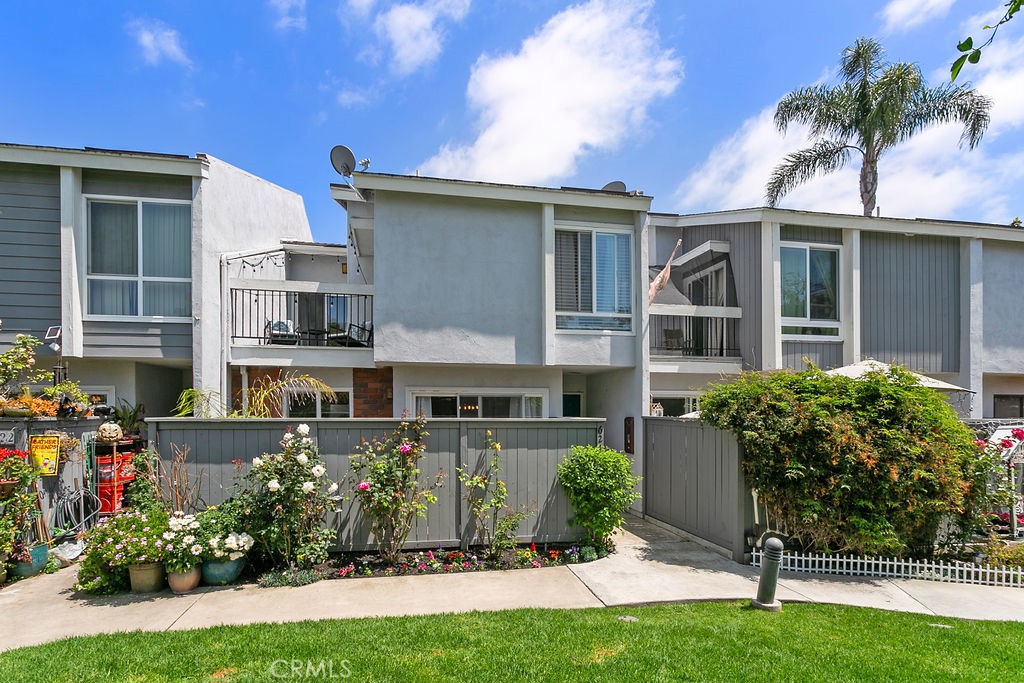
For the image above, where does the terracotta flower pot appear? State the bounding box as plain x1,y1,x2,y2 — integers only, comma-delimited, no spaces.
128,562,165,593
201,557,246,586
167,566,202,594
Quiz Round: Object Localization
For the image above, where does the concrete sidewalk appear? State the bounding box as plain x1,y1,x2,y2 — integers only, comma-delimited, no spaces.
1,516,1022,653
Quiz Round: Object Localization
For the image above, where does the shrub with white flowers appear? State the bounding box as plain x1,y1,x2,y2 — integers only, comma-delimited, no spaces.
243,425,340,568
207,531,255,561
162,511,206,574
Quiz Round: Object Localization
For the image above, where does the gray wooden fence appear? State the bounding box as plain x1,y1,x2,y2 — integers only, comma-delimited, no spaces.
643,417,750,561
147,418,603,551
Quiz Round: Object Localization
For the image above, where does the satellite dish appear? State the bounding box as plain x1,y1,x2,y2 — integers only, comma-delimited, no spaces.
330,145,357,177
602,180,627,192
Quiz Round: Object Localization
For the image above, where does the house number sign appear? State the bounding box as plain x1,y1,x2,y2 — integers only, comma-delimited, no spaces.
0,428,15,446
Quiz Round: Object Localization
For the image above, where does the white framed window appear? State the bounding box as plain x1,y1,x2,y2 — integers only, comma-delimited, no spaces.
651,393,700,417
780,242,841,339
411,389,546,418
555,223,633,332
285,389,351,418
85,196,192,320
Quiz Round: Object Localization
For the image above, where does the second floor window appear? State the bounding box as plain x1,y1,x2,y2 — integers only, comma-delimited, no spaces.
555,228,632,331
87,199,192,318
780,243,839,337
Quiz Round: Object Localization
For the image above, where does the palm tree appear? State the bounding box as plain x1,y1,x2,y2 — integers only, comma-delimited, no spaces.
766,37,991,216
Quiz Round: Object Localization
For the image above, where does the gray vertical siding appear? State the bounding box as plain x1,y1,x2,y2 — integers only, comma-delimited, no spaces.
681,222,761,369
861,232,959,372
80,169,194,358
780,225,842,244
643,417,748,561
81,170,192,200
782,341,844,370
82,321,192,359
148,418,601,551
0,163,61,344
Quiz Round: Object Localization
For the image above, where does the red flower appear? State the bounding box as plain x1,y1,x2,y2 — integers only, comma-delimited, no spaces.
1000,438,1015,450
1012,428,1024,441
530,542,536,553
975,439,989,450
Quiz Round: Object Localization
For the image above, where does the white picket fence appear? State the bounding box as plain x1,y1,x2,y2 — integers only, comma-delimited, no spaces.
751,549,1024,588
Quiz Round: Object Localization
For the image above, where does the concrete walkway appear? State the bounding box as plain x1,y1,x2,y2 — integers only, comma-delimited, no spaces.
2,516,1022,653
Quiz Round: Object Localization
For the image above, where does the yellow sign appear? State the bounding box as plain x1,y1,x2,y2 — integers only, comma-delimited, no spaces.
29,435,59,476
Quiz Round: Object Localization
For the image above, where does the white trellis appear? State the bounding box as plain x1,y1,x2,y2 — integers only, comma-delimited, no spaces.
752,549,1024,588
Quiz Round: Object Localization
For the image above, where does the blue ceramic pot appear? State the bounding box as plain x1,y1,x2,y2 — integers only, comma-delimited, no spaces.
10,544,48,578
201,557,246,585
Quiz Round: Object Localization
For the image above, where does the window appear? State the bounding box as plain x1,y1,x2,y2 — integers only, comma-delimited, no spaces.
414,393,544,418
780,244,839,337
651,395,699,417
86,199,191,318
555,227,632,331
994,395,1024,418
285,390,351,418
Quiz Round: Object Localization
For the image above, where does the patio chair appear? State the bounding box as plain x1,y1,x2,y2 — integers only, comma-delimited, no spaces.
265,319,300,345
346,322,373,347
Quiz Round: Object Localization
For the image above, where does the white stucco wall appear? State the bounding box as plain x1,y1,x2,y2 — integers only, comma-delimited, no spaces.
585,367,645,511
194,155,312,404
373,193,544,366
982,374,1024,417
286,252,346,283
649,372,734,394
983,242,1024,375
391,365,563,418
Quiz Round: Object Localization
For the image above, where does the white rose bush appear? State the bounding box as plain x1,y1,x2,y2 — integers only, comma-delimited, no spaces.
243,425,340,567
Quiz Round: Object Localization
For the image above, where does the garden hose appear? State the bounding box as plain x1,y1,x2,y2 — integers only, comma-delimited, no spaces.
51,486,101,540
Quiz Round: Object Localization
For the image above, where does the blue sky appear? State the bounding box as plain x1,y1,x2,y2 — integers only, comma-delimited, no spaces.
3,1,1022,241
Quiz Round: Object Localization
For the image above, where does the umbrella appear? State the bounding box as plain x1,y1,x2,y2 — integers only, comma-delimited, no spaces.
825,359,971,393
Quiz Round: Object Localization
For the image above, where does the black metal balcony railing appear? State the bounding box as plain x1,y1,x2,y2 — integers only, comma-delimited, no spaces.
650,315,739,358
230,288,373,348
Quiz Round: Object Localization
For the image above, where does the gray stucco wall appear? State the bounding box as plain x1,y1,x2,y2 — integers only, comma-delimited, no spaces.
679,222,761,370
286,252,346,283
195,155,312,399
0,162,61,345
860,232,959,373
782,341,844,370
373,192,544,365
983,241,1024,374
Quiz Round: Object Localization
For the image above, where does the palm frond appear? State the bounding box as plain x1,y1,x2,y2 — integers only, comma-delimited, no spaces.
774,86,855,139
841,37,885,83
900,83,991,149
765,140,857,207
244,372,335,419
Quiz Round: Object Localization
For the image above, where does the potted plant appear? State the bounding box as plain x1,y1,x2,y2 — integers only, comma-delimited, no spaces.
162,511,204,594
0,334,49,412
0,448,42,579
77,508,169,593
197,502,254,586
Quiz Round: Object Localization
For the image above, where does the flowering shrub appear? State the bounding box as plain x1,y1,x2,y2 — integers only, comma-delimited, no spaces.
243,424,339,568
457,429,534,559
0,449,38,558
207,531,255,561
0,334,47,398
162,512,205,574
349,415,445,564
75,508,170,594
699,365,1012,556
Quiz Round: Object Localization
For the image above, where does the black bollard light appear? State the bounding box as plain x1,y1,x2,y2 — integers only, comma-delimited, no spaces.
751,536,784,612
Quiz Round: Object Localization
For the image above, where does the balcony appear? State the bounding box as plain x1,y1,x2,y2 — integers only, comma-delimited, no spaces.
649,306,741,360
227,279,375,367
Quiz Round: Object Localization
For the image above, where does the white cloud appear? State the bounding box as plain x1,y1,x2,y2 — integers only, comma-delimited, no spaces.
374,0,471,75
345,0,376,18
126,19,192,69
674,45,1024,225
879,0,954,33
337,88,371,107
268,0,307,31
420,0,681,185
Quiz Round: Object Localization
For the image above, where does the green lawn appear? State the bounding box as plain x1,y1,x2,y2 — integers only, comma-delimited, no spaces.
2,602,1022,682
